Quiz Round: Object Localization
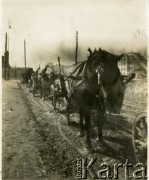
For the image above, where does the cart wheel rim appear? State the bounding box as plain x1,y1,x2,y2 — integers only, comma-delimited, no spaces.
132,112,147,164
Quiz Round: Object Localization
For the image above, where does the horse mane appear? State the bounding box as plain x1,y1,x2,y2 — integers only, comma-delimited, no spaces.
67,48,120,82
102,50,121,60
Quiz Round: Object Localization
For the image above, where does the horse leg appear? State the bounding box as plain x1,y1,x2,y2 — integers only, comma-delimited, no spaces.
33,86,36,97
43,89,46,100
40,87,43,99
29,80,31,90
84,111,92,148
77,109,85,137
96,109,105,144
66,105,70,125
30,80,32,91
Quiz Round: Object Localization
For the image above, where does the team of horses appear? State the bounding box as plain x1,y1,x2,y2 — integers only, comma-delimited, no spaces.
22,48,135,150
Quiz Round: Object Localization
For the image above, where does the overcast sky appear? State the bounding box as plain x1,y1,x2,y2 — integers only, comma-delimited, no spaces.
1,0,148,69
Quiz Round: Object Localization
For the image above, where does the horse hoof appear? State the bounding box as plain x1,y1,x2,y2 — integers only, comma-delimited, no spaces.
77,131,85,137
96,138,105,145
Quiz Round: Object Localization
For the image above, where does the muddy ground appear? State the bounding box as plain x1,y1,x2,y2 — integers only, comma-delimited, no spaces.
2,80,147,179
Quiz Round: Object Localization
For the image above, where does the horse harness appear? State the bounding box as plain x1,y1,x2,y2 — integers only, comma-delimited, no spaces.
63,61,106,111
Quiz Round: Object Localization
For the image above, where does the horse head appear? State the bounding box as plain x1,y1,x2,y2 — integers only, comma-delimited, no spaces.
88,49,126,114
99,51,125,114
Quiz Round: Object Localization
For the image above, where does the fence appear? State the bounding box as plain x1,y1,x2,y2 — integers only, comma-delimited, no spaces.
2,68,25,79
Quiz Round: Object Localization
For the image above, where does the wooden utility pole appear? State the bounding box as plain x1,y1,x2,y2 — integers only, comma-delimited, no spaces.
5,33,7,51
24,40,26,72
8,19,11,51
58,57,61,74
4,33,7,80
4,33,9,80
75,31,78,65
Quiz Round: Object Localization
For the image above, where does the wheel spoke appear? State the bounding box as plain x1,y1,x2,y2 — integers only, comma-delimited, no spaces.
133,114,147,164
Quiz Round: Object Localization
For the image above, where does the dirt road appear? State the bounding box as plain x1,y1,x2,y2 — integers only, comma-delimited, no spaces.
2,80,146,179
3,80,82,179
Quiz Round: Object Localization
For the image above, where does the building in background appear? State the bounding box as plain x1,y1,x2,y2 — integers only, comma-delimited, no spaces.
118,52,147,79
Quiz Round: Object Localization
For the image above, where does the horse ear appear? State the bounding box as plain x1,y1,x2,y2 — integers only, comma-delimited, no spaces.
117,54,124,61
98,48,102,52
88,48,92,55
94,48,97,53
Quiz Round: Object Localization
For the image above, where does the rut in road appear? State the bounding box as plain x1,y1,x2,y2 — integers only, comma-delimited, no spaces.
18,82,82,179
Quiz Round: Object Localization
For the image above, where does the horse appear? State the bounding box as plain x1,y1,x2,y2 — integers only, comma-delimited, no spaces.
65,48,135,150
40,67,56,100
21,67,34,85
40,67,70,111
30,67,43,97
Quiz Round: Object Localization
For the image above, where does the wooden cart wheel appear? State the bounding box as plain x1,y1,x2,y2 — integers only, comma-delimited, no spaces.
132,112,147,164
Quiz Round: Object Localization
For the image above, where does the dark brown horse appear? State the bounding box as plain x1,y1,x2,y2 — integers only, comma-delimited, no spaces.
65,48,133,149
22,67,34,85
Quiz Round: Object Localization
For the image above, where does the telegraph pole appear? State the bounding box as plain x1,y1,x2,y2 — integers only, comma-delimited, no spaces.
8,19,11,51
3,20,11,80
7,20,11,80
24,39,26,72
58,57,61,75
75,31,78,65
4,33,7,80
5,33,7,52
4,33,9,80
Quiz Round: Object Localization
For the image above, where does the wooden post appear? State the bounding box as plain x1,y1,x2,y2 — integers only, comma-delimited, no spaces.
8,20,11,51
58,57,61,74
24,40,26,72
7,20,11,80
5,33,7,52
4,53,6,80
4,33,8,80
75,31,78,65
4,33,7,80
